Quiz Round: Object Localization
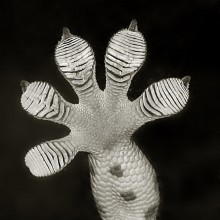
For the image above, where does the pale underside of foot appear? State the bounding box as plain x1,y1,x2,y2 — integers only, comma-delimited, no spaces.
20,19,190,219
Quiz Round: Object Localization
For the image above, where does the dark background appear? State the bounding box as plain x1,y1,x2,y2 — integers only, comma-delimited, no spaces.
1,0,220,219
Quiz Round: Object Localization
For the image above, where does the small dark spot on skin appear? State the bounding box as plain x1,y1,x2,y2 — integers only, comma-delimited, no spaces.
120,191,137,201
145,206,157,218
110,165,123,177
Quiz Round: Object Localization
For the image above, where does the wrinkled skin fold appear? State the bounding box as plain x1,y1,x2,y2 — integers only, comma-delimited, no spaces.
21,20,190,220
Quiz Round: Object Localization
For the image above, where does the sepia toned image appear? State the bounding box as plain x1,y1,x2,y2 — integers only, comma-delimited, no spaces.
0,0,220,219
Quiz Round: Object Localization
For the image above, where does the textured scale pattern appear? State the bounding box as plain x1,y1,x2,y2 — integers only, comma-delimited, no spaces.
20,20,190,220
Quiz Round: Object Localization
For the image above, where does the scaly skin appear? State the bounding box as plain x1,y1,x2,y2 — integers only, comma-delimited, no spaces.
20,20,190,220
89,142,159,220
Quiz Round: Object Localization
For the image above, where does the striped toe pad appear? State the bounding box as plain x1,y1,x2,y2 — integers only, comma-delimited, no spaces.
55,34,95,93
21,82,71,123
25,140,77,177
105,28,146,85
139,78,189,118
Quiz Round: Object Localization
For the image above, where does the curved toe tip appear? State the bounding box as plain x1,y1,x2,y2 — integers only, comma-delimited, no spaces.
61,27,73,41
128,19,138,32
20,80,30,93
182,76,191,88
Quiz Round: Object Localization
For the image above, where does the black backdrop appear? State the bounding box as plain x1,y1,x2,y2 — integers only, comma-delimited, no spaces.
1,0,220,219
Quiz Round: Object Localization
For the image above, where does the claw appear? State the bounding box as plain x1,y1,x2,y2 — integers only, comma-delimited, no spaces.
20,80,30,93
61,27,73,42
182,76,191,89
128,19,138,32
